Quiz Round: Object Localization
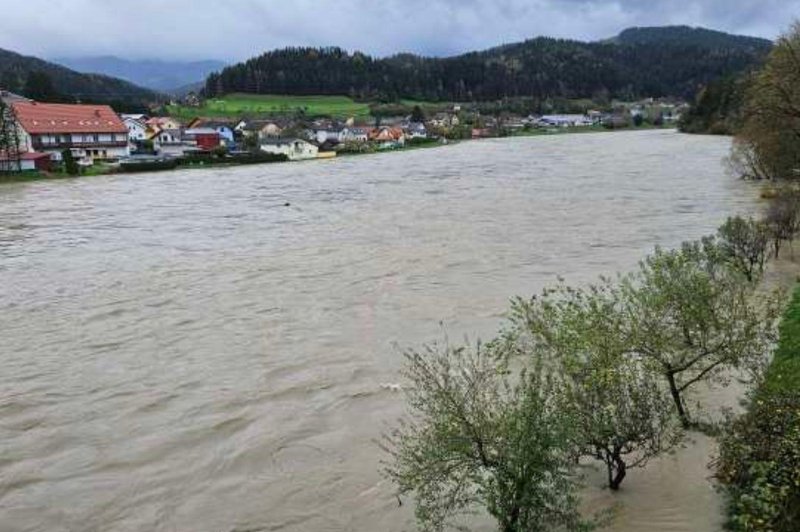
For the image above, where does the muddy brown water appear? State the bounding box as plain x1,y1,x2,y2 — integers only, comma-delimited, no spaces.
0,130,759,531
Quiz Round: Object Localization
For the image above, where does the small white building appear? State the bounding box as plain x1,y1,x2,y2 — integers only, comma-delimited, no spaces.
313,127,345,145
239,119,285,140
341,126,371,143
260,138,318,161
538,114,594,128
429,113,459,128
123,117,148,143
154,128,185,157
404,122,428,139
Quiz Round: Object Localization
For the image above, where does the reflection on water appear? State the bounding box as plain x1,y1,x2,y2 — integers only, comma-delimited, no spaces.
0,131,757,531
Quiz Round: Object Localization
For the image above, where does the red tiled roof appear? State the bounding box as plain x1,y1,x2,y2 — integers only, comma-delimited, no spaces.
11,102,127,134
146,117,182,128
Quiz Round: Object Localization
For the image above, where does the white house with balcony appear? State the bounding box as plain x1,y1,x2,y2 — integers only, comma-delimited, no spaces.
11,101,129,162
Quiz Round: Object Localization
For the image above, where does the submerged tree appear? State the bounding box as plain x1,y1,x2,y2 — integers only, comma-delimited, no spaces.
717,216,769,281
763,188,800,259
567,356,682,490
382,340,587,532
512,282,683,490
621,241,781,427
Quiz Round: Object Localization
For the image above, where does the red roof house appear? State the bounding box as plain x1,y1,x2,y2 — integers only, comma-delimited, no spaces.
11,101,130,161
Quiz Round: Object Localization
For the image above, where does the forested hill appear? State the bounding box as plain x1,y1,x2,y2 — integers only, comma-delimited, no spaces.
613,26,771,49
205,26,773,102
0,48,161,111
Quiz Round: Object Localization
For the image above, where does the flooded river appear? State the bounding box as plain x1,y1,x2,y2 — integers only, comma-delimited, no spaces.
0,130,758,531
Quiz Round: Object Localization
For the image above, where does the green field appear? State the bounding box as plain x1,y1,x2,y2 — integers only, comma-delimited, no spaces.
167,93,373,120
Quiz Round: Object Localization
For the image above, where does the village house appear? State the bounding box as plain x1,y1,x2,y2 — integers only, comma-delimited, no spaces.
183,128,221,151
341,125,372,143
536,114,594,128
587,110,605,124
403,122,428,140
146,117,182,132
188,119,236,146
260,138,318,161
10,101,129,162
181,92,202,108
501,116,526,130
370,126,405,149
237,119,286,140
312,126,346,145
122,116,149,143
153,128,185,157
429,112,460,128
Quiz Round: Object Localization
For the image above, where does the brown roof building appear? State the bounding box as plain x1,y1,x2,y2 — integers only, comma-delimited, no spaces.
11,101,129,162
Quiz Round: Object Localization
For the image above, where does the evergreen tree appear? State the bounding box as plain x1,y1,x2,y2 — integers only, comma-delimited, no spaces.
61,149,79,176
23,71,61,102
410,105,425,123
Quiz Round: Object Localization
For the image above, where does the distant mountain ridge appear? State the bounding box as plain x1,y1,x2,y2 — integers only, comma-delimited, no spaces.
205,25,773,102
0,48,160,110
53,56,227,93
614,25,772,50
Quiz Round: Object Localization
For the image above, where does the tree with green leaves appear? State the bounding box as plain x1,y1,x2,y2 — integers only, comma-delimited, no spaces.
717,216,769,282
382,340,588,532
511,281,683,490
621,241,781,427
61,149,79,176
763,188,800,258
411,105,426,123
731,23,800,180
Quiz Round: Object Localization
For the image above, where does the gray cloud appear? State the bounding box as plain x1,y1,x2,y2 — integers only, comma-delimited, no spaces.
0,0,796,62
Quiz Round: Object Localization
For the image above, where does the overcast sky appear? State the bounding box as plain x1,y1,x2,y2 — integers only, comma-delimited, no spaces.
1,0,797,62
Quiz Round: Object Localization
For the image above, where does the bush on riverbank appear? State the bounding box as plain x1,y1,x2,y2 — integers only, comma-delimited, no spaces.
716,286,800,532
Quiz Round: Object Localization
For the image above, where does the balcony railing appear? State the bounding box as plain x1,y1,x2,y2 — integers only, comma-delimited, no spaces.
31,139,128,150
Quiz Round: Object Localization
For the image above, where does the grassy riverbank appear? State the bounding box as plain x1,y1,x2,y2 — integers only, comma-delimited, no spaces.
722,283,800,530
717,278,800,531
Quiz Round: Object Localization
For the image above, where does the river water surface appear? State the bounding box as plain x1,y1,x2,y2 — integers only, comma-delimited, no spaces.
1,130,758,531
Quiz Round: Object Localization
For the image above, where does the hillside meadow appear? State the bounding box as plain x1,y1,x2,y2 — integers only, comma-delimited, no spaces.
167,93,373,120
